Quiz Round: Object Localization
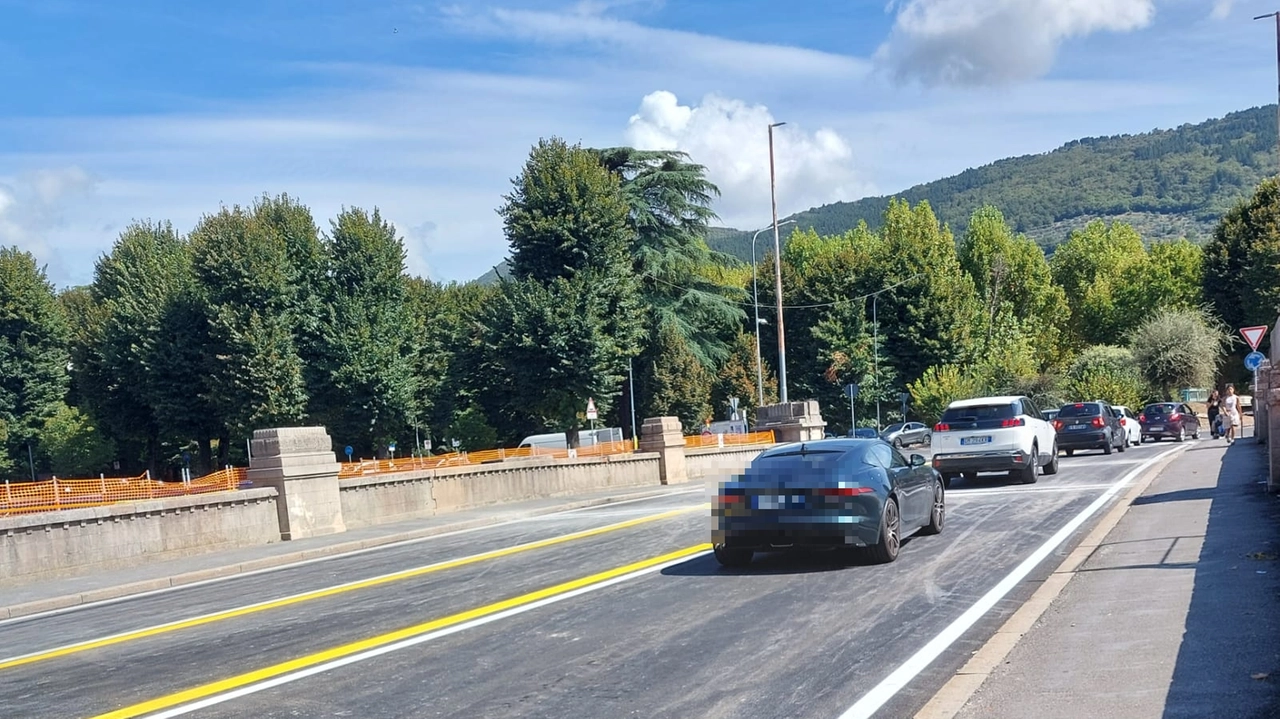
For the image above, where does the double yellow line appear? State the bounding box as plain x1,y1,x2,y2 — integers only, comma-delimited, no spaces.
1,504,704,673
93,543,712,718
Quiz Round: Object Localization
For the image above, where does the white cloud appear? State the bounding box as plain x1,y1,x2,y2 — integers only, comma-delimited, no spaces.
1211,0,1235,20
0,167,96,282
876,0,1157,86
624,91,876,229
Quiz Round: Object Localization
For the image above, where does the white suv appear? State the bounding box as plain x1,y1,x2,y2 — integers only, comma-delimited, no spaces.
931,395,1058,486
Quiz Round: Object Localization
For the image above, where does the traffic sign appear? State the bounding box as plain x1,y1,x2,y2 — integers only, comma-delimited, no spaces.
344,445,353,461
845,383,859,400
1240,325,1269,352
586,397,598,420
1246,351,1266,372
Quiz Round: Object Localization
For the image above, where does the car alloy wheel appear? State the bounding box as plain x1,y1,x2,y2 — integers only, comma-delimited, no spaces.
921,480,945,536
869,497,901,563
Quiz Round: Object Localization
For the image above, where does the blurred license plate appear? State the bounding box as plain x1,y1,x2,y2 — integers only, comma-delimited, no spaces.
754,495,795,509
1068,424,1087,431
1148,425,1163,431
961,436,990,446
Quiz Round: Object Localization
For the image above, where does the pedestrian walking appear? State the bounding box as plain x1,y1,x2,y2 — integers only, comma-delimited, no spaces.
1207,390,1221,439
1222,383,1242,444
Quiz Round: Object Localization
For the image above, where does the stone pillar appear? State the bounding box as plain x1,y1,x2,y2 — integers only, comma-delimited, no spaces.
754,400,827,443
1256,359,1270,447
248,427,346,540
639,416,686,486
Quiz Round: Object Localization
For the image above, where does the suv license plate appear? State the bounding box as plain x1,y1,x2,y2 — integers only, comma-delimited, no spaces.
960,436,990,446
1068,424,1087,431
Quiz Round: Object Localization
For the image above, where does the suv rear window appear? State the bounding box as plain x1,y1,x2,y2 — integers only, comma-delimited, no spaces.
1058,403,1101,418
941,403,1016,422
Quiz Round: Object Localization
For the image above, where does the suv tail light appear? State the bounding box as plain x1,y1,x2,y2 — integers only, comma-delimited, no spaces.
1000,418,1025,428
1091,416,1106,428
1052,420,1063,431
934,422,950,432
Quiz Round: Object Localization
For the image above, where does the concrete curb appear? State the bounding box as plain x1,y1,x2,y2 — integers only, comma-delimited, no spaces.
0,486,693,622
914,444,1191,719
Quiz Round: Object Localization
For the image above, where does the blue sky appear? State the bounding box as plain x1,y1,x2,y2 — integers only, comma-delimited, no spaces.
0,0,1273,286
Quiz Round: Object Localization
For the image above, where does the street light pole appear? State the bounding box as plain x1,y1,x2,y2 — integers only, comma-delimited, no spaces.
751,219,795,407
769,121,789,403
1256,12,1280,174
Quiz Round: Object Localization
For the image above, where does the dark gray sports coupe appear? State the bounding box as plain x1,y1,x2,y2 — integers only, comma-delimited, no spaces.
712,438,945,567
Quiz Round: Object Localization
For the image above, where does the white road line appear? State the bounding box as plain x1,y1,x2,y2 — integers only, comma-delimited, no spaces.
0,488,705,626
947,483,1118,498
137,550,713,719
835,444,1186,719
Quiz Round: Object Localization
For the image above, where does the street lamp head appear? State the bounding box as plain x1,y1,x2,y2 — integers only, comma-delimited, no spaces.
1257,12,1278,20
770,121,787,129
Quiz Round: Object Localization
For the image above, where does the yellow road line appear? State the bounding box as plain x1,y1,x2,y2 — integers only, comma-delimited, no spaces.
0,504,705,672
92,543,713,719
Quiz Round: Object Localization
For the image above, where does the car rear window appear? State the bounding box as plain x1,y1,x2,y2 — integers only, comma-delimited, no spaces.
1057,403,1101,418
1143,403,1177,415
941,403,1016,422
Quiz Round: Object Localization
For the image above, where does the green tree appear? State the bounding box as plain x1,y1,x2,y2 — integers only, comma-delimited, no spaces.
1064,368,1146,410
0,417,12,476
481,272,642,448
593,147,744,367
1051,220,1148,347
446,404,499,452
500,137,635,284
640,321,713,431
189,206,308,447
38,403,116,477
710,331,777,423
1203,177,1280,357
308,208,417,455
0,247,70,473
907,365,988,426
1129,307,1231,399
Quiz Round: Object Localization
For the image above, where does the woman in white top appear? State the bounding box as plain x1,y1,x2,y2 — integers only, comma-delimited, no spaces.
1222,384,1241,444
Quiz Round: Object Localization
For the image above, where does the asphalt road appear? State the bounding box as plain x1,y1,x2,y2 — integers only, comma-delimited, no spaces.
0,440,1190,719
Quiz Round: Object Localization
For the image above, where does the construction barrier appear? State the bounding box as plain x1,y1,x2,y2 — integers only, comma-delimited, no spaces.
336,440,638,478
0,466,247,518
683,430,776,450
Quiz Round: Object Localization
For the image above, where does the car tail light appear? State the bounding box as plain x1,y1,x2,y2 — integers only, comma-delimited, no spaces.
1000,418,1025,428
1053,420,1063,431
1091,416,1105,428
1139,414,1147,422
1169,412,1181,421
715,494,746,507
817,486,874,497
934,422,950,432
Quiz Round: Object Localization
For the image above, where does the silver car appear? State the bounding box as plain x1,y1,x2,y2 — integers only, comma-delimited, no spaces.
880,421,931,448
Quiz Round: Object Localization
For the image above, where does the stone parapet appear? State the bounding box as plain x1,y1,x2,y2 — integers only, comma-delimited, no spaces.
248,426,345,540
754,400,827,443
639,416,686,485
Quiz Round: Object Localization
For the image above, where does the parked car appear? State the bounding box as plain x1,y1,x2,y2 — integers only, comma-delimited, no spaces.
851,427,879,439
880,421,931,448
1139,402,1200,442
1052,401,1126,456
1111,405,1141,447
712,438,944,567
931,395,1059,486
1044,408,1060,422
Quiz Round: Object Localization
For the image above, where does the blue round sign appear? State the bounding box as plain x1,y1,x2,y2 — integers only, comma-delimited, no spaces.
1245,351,1266,372
344,445,354,457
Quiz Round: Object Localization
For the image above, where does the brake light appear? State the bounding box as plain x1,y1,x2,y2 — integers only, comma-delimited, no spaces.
1053,420,1063,431
817,486,875,497
1169,413,1181,421
1000,418,1025,428
715,494,746,506
934,423,950,432
1091,416,1105,428
1139,414,1147,422
1074,403,1084,408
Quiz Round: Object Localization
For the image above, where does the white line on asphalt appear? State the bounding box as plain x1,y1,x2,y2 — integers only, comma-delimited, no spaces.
0,488,705,627
947,483,1119,498
835,443,1187,719
134,549,714,719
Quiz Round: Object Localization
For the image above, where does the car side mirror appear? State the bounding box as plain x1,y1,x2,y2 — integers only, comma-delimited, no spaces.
910,454,926,467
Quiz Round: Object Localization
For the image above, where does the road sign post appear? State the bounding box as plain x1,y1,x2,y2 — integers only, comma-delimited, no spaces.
344,445,354,462
845,383,859,436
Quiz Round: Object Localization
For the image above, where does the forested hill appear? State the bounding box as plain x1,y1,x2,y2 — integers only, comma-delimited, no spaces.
707,105,1279,262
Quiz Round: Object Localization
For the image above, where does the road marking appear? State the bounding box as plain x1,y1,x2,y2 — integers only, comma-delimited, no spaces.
835,444,1186,719
0,504,705,671
0,487,705,626
89,544,713,719
946,484,1119,499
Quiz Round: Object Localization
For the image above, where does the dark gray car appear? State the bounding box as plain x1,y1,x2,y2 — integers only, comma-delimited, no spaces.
712,438,945,567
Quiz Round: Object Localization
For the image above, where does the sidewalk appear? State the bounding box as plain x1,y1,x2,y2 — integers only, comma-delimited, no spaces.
0,482,700,621
949,428,1280,718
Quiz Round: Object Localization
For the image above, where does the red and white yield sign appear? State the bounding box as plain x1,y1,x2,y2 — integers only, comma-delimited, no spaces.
586,397,599,421
1240,325,1269,352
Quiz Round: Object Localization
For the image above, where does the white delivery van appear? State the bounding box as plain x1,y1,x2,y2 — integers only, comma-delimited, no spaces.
517,427,624,455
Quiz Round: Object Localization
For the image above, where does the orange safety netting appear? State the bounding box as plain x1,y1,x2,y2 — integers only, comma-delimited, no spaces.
336,439,639,478
683,430,776,449
0,467,247,518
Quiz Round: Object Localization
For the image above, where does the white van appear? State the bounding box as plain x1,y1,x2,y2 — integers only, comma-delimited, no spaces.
517,427,624,455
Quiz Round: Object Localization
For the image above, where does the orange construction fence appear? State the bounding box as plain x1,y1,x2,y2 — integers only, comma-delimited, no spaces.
336,439,638,478
0,466,247,518
683,430,776,450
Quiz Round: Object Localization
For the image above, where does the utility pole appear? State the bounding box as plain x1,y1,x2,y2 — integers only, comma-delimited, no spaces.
769,121,789,404
1257,12,1280,174
751,219,794,406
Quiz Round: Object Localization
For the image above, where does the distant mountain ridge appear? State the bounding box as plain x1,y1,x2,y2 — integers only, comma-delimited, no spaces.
473,106,1277,281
